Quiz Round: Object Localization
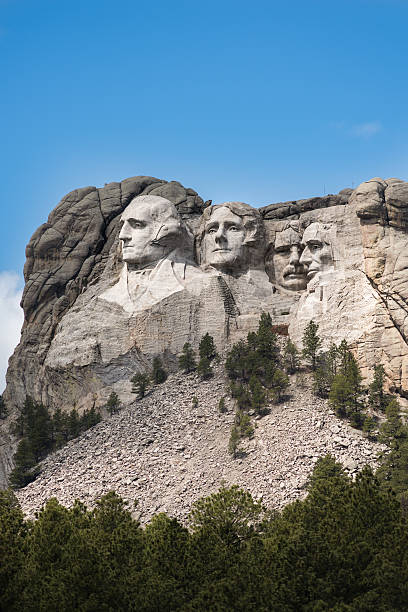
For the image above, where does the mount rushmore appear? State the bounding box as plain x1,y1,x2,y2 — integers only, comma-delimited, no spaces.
1,174,408,485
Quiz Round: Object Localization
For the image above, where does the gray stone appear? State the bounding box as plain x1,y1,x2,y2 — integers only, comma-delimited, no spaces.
2,174,408,489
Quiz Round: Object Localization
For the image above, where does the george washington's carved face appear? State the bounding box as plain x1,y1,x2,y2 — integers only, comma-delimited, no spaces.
119,196,184,268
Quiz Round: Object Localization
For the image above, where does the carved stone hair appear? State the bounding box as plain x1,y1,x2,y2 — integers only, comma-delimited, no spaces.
196,201,265,265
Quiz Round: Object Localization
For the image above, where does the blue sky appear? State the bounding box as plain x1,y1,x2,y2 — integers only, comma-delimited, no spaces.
0,0,407,387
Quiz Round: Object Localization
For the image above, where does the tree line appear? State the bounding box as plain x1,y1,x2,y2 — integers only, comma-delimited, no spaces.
1,456,407,611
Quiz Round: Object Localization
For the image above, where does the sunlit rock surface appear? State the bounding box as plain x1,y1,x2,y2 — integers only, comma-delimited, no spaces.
2,174,408,487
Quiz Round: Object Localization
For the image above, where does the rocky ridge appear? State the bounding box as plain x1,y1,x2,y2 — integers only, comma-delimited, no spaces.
16,365,386,523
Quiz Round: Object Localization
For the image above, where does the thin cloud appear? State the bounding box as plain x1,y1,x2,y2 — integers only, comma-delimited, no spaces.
351,121,383,138
331,120,383,139
0,272,23,393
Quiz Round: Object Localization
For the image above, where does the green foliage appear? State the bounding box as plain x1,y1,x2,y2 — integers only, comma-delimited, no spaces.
225,312,280,386
131,372,150,398
178,342,196,373
362,414,377,440
235,409,254,438
192,395,198,409
249,375,266,415
189,485,266,548
377,398,408,498
368,364,390,412
218,396,226,413
9,397,101,489
328,342,365,427
302,319,322,370
228,424,241,458
9,438,39,489
283,338,299,374
199,332,218,361
151,356,167,384
271,368,289,403
197,355,213,380
0,490,26,610
106,391,121,416
2,472,408,611
313,342,339,397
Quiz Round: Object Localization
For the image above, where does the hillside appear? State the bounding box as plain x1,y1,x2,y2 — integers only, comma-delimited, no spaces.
16,365,385,522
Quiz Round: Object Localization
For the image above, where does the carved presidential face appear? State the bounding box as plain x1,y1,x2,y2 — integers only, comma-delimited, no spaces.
202,207,247,271
299,223,334,282
119,197,179,267
272,228,307,291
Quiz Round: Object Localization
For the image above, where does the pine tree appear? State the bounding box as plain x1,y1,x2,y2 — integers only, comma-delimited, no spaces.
256,312,279,366
249,375,267,415
377,398,408,497
379,398,406,445
9,439,39,489
80,406,102,430
131,373,150,398
178,343,196,373
199,333,217,361
67,408,81,438
271,368,289,403
344,355,365,428
368,364,389,412
10,396,36,437
197,356,213,380
329,359,365,427
218,397,226,413
235,410,254,438
283,339,299,374
228,425,241,458
235,383,252,411
28,402,53,461
225,340,250,381
302,320,322,370
151,357,167,384
106,392,120,416
313,343,338,397
362,414,377,440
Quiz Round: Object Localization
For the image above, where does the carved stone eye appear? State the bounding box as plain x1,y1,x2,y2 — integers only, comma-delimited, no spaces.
129,219,144,229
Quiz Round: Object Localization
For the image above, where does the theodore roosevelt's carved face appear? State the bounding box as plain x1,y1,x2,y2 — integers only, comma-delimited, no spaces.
202,207,246,270
272,227,307,291
299,222,334,281
119,196,182,268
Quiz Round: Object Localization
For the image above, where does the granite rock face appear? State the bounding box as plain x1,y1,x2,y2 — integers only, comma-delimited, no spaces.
2,174,408,488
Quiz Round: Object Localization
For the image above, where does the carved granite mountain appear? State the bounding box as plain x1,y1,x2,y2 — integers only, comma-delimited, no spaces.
1,174,408,488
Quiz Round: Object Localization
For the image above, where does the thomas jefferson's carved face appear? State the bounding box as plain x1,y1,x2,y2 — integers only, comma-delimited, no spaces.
202,207,246,270
299,223,333,281
272,228,307,291
119,199,173,267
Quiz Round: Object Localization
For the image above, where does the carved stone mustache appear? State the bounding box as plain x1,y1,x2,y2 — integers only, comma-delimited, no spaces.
283,264,306,277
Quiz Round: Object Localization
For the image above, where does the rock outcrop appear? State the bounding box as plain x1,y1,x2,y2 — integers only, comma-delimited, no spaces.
2,174,408,489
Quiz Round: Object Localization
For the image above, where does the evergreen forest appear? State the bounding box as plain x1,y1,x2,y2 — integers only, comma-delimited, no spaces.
2,317,408,609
